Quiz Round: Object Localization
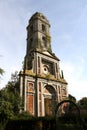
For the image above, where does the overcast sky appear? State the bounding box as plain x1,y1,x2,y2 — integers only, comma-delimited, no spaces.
0,0,87,100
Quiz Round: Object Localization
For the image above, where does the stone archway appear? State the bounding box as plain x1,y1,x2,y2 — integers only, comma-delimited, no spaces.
43,85,57,116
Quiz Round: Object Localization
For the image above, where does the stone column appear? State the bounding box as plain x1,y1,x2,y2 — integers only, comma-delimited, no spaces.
24,76,27,111
20,73,23,98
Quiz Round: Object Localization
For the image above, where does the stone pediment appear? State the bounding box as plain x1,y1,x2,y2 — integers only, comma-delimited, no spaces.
43,51,53,56
42,51,60,61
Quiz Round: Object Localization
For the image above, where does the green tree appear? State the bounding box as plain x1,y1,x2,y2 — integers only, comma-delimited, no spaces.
78,97,87,109
68,94,76,103
0,71,21,123
0,68,4,77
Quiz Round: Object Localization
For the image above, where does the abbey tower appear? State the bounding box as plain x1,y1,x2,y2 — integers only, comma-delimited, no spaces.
19,12,68,116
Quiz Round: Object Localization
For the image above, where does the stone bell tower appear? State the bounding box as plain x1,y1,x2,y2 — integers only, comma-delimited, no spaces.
19,12,68,116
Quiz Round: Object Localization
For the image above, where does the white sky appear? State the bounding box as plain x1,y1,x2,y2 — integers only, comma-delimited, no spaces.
0,0,87,100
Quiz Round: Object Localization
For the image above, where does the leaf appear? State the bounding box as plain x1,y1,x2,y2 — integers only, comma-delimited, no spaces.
0,68,4,75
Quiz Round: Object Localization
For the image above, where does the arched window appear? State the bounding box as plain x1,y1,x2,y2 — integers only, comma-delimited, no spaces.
42,36,47,47
27,83,34,92
30,25,33,32
42,24,46,32
29,38,33,48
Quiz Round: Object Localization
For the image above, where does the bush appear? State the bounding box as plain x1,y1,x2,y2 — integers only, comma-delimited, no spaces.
5,115,87,130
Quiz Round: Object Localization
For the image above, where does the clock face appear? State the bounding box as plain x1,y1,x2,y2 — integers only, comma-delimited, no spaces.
42,65,49,74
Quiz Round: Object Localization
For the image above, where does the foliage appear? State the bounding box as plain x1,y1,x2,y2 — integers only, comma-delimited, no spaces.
5,116,86,130
5,116,55,130
68,94,76,103
0,71,21,123
0,100,14,122
15,111,33,120
78,97,87,108
11,71,19,84
0,68,4,75
0,68,4,78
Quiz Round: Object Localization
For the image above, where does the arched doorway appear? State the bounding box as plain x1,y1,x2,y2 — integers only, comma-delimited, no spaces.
43,85,57,116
